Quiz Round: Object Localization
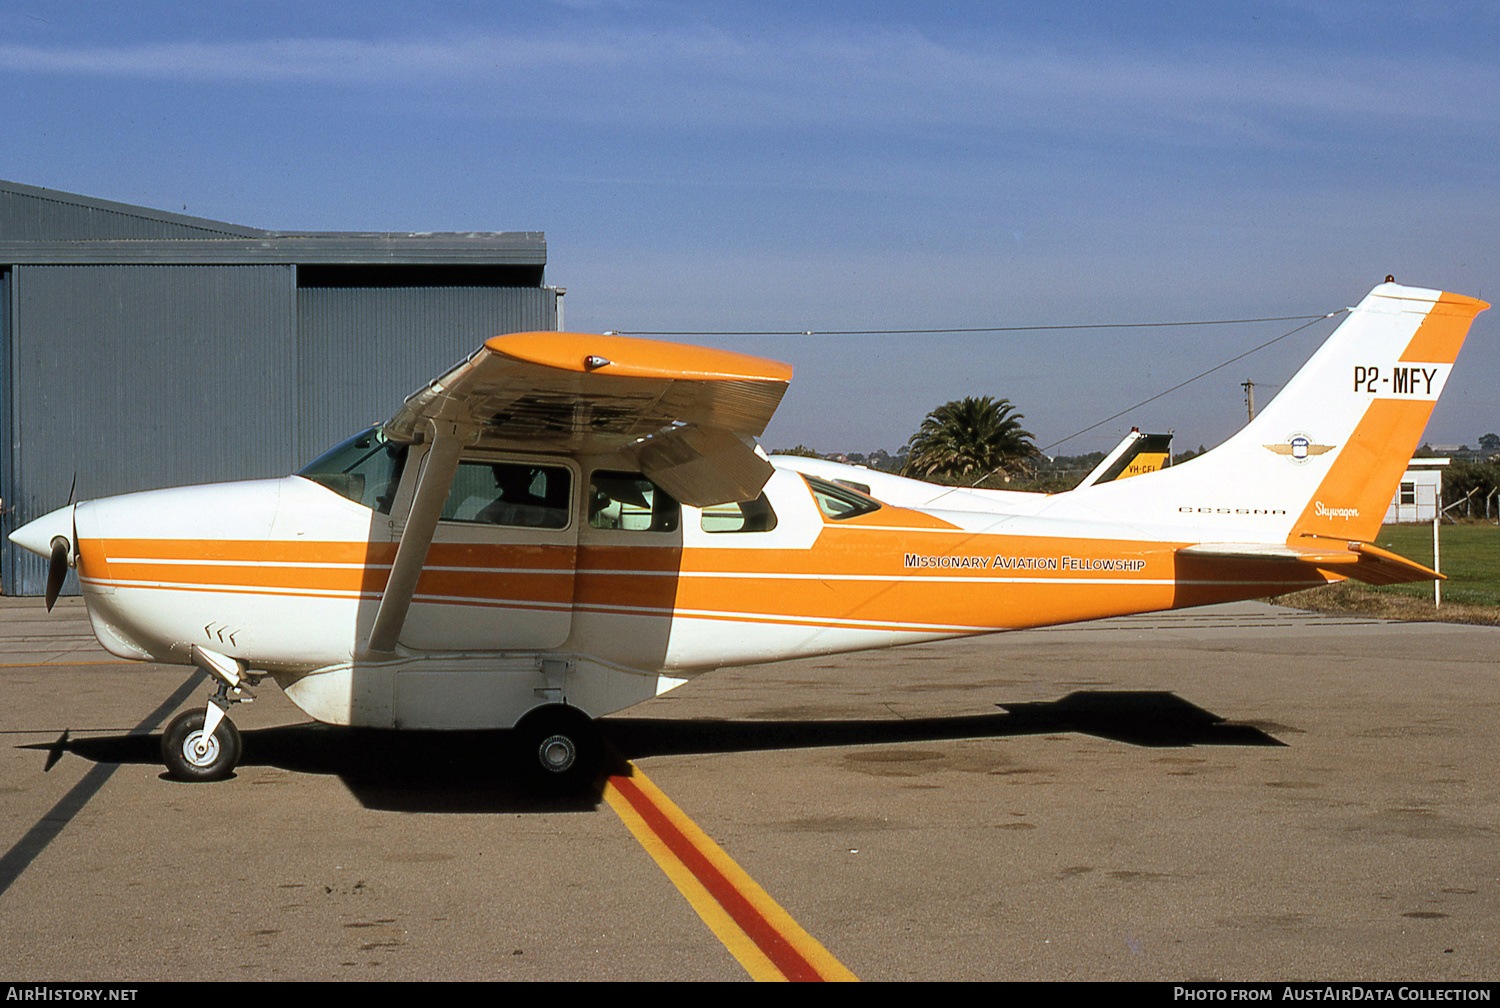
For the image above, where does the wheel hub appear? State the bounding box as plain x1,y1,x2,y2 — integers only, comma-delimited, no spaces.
183,730,220,768
538,734,576,773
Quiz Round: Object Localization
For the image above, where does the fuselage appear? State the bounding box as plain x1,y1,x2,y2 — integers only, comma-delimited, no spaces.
40,443,1332,731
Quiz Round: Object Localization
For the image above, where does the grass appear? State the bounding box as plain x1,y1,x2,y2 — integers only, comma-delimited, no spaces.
1273,520,1500,625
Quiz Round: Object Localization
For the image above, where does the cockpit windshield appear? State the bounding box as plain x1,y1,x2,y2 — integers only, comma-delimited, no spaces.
297,426,409,514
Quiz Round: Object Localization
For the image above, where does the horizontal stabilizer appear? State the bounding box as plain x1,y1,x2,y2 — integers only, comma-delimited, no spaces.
1344,541,1443,585
1178,539,1442,586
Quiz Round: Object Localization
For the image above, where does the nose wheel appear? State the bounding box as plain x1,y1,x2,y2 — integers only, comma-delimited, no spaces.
161,708,242,781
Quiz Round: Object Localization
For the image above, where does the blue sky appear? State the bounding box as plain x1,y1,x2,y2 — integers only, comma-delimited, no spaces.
3,1,1497,456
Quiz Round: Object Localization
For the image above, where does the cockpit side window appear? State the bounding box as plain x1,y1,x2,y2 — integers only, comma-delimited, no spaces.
700,494,778,533
442,462,572,529
802,474,881,520
589,471,680,532
298,427,409,515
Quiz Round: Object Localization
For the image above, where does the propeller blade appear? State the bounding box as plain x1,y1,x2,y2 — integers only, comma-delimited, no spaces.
44,537,68,612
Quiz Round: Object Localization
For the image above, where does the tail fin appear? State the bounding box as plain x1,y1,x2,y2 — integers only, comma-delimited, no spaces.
1075,430,1173,488
1272,283,1482,543
1279,284,1488,543
1061,282,1488,545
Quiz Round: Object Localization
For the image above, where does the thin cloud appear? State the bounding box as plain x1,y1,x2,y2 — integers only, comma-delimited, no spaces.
0,36,629,82
0,26,1493,139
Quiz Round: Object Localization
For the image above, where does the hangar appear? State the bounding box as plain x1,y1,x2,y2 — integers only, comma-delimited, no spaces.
0,179,561,595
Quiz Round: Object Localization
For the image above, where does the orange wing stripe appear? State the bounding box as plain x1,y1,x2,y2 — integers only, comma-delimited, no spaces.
483,331,793,383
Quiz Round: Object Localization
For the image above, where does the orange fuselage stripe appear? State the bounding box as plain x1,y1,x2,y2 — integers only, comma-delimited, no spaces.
78,529,1332,634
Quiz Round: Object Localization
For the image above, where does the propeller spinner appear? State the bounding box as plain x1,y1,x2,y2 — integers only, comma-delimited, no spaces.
8,503,77,609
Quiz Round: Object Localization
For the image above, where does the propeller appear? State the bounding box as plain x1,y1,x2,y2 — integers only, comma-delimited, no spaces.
44,537,68,612
43,473,78,612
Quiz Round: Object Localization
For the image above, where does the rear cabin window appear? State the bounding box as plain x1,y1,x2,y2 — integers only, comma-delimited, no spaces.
803,474,881,520
298,427,409,515
589,471,680,532
442,462,572,529
700,494,778,533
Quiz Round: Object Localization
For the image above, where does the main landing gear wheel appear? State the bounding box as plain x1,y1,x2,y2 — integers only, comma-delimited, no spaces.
512,705,603,794
161,709,242,782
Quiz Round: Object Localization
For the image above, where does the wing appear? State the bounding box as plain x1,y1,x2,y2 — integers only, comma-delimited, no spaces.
365,331,792,655
383,331,793,507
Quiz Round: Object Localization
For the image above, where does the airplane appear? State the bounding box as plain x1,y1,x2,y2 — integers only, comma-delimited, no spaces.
7,280,1488,790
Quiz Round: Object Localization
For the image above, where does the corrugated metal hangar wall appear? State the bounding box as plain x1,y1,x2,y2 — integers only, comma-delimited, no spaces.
0,180,560,595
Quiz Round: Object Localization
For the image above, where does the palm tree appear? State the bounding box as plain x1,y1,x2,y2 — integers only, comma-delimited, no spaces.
902,396,1041,483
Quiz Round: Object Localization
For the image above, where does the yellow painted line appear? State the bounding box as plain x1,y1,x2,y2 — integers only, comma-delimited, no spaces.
603,761,857,982
0,659,138,668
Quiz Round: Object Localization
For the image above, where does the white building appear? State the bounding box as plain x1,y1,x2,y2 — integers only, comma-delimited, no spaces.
1384,457,1449,523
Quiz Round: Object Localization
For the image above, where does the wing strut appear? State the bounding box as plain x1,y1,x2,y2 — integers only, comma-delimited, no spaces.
366,418,468,655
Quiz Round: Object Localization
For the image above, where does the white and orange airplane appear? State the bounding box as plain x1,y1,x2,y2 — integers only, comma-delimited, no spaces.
8,280,1488,787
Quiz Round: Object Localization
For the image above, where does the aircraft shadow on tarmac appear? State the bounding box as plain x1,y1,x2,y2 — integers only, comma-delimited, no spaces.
29,690,1282,813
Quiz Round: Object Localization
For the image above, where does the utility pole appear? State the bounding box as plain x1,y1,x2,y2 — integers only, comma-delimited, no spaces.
1434,483,1444,609
1242,380,1256,422
1434,511,1441,609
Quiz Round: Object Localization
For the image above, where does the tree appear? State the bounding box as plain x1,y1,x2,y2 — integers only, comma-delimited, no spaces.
902,396,1041,482
1174,445,1208,464
1444,458,1500,508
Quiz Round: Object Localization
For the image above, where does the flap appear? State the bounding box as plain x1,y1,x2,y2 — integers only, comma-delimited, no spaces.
635,426,773,507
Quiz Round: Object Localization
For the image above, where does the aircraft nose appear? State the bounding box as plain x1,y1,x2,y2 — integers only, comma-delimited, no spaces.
9,504,76,561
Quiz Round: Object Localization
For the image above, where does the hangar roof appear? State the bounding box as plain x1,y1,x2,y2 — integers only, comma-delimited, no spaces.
0,179,546,267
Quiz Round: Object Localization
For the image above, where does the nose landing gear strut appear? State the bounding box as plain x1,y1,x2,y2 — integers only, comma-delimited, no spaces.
160,645,257,782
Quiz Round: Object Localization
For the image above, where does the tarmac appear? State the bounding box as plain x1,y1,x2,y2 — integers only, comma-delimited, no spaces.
0,595,1496,981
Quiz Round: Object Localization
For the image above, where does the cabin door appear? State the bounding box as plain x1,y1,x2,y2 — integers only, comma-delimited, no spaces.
397,454,578,651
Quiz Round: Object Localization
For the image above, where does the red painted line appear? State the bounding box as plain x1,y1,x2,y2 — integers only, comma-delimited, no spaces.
607,772,824,982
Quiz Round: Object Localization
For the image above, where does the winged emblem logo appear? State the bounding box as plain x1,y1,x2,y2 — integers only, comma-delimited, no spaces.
1264,433,1335,463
